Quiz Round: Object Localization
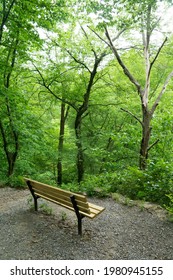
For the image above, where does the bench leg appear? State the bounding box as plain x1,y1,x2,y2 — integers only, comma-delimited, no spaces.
78,216,82,235
34,196,38,211
26,180,38,212
70,195,84,235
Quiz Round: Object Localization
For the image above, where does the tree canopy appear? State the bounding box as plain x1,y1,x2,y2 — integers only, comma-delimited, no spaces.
1,0,173,212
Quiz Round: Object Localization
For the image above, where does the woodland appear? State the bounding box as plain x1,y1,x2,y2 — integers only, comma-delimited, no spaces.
1,0,173,214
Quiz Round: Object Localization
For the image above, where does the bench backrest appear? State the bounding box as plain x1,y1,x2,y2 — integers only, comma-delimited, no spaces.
25,178,90,215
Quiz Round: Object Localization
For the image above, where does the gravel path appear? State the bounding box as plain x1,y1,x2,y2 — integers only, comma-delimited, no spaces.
0,187,173,260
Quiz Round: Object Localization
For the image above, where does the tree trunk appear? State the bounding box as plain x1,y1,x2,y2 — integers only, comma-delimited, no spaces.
75,113,84,183
139,106,151,170
7,151,18,177
0,120,19,177
66,44,106,183
57,103,69,185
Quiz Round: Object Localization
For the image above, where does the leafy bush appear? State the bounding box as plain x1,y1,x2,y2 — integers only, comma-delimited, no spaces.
80,161,173,207
80,173,115,197
61,182,81,193
39,203,52,215
8,175,25,188
142,160,173,205
165,194,173,216
110,166,145,199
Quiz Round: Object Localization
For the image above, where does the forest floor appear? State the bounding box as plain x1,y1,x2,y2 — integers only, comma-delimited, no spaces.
0,187,173,260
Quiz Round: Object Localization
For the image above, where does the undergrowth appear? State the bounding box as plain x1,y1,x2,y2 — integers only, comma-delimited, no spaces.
2,161,173,217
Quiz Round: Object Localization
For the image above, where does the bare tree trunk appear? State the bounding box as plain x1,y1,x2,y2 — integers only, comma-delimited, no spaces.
75,113,84,183
139,106,151,170
7,151,18,177
0,120,19,177
57,103,69,185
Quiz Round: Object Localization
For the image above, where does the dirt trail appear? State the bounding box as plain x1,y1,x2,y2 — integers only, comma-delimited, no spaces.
0,187,173,260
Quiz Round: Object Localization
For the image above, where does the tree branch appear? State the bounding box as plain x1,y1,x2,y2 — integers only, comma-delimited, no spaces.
150,70,173,115
80,25,89,40
147,139,159,152
0,120,8,150
105,27,142,96
121,108,143,126
148,37,168,78
66,49,91,73
32,63,78,111
87,26,110,47
90,102,123,107
0,0,16,43
112,28,127,42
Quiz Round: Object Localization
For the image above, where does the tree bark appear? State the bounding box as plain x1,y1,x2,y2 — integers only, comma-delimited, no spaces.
75,112,84,183
139,106,152,170
0,120,19,177
57,103,69,185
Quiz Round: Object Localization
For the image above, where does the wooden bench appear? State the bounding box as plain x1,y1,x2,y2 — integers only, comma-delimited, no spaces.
24,178,105,235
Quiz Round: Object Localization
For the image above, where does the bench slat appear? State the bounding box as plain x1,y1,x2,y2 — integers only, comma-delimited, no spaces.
33,187,89,209
30,180,87,202
34,191,90,213
88,202,105,211
34,193,75,212
88,203,105,217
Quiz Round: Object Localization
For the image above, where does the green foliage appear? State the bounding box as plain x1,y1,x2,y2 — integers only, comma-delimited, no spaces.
27,196,34,210
107,162,173,206
7,175,25,188
80,174,113,197
1,0,173,216
60,211,67,221
165,194,173,220
141,161,173,204
60,182,81,193
73,159,173,207
39,202,53,215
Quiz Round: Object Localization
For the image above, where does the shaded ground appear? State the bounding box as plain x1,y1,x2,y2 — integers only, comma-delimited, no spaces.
0,187,173,260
